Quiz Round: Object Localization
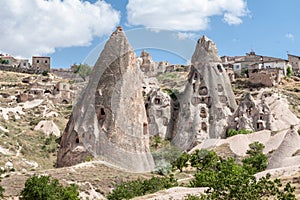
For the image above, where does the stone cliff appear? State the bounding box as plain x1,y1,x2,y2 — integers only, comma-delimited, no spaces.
171,36,237,150
56,27,155,172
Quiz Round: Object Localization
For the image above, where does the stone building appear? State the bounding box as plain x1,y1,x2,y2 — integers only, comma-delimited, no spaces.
248,69,283,87
32,56,50,71
288,54,300,74
222,50,288,77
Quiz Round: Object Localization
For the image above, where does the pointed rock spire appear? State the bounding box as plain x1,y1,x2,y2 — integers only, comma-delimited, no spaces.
171,35,237,150
56,27,155,172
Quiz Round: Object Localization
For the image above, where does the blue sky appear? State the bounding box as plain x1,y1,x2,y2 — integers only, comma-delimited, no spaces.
0,0,299,68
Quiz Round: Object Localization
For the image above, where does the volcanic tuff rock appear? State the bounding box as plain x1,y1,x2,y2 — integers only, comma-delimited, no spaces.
57,27,155,172
229,93,271,132
143,78,171,139
172,36,237,150
267,127,300,169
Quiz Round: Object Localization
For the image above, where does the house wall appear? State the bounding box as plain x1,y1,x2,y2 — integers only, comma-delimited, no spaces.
288,54,300,73
32,57,50,71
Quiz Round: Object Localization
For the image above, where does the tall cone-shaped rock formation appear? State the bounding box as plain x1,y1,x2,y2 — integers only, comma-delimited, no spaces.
57,27,155,172
172,36,237,150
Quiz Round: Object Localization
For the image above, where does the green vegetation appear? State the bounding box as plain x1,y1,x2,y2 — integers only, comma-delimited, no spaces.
242,141,268,174
171,152,190,172
0,58,9,64
226,128,253,137
73,63,93,81
287,65,294,77
20,175,79,200
107,142,295,199
107,175,178,200
162,88,179,100
42,70,49,76
41,134,59,156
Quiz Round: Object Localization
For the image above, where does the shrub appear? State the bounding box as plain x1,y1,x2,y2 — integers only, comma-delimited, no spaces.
287,66,294,77
107,175,178,200
226,129,253,137
171,152,190,172
242,142,268,174
20,175,79,200
190,149,219,171
42,70,49,76
188,146,295,199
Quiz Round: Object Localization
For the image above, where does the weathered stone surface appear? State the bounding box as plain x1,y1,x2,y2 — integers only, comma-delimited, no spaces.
267,127,300,169
229,93,271,132
138,50,169,77
57,27,155,172
143,78,171,139
171,36,237,150
34,120,60,137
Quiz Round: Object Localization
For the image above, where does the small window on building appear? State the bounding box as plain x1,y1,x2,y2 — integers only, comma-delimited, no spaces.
37,60,39,63
45,60,48,63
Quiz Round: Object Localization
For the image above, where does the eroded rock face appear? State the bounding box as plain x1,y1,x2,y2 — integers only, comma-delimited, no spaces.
57,27,155,172
171,36,237,150
267,127,300,169
143,78,171,139
229,93,271,132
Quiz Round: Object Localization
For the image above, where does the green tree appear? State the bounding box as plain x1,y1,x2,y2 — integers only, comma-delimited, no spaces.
20,175,79,200
287,65,294,77
226,129,253,137
107,175,178,200
242,142,268,174
190,149,219,171
171,152,190,172
73,63,93,81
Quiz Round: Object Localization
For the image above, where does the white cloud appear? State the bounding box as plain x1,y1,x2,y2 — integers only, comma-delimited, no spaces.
126,0,249,31
0,0,120,58
175,32,197,40
285,33,295,40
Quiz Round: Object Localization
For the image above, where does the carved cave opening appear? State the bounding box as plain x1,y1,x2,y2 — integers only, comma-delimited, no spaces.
194,72,198,80
201,122,207,132
257,122,263,130
217,84,224,92
199,86,208,96
154,98,161,105
217,64,223,73
143,123,148,135
75,137,79,144
200,107,207,118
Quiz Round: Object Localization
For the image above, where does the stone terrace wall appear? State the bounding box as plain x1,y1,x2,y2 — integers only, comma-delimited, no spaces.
0,64,41,74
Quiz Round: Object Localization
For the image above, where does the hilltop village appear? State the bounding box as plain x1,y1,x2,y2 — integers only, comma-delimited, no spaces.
1,28,300,199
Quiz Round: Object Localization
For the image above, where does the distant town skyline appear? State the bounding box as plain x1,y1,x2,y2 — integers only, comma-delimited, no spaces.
0,0,299,68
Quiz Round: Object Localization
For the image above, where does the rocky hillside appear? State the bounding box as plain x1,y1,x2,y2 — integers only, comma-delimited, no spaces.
1,28,300,199
0,70,76,172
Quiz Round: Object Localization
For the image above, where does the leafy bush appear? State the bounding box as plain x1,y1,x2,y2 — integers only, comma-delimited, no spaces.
107,175,178,200
287,66,294,77
171,152,190,172
226,129,253,137
20,175,79,200
242,142,268,174
190,149,219,171
188,145,295,199
42,70,49,76
73,63,92,81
